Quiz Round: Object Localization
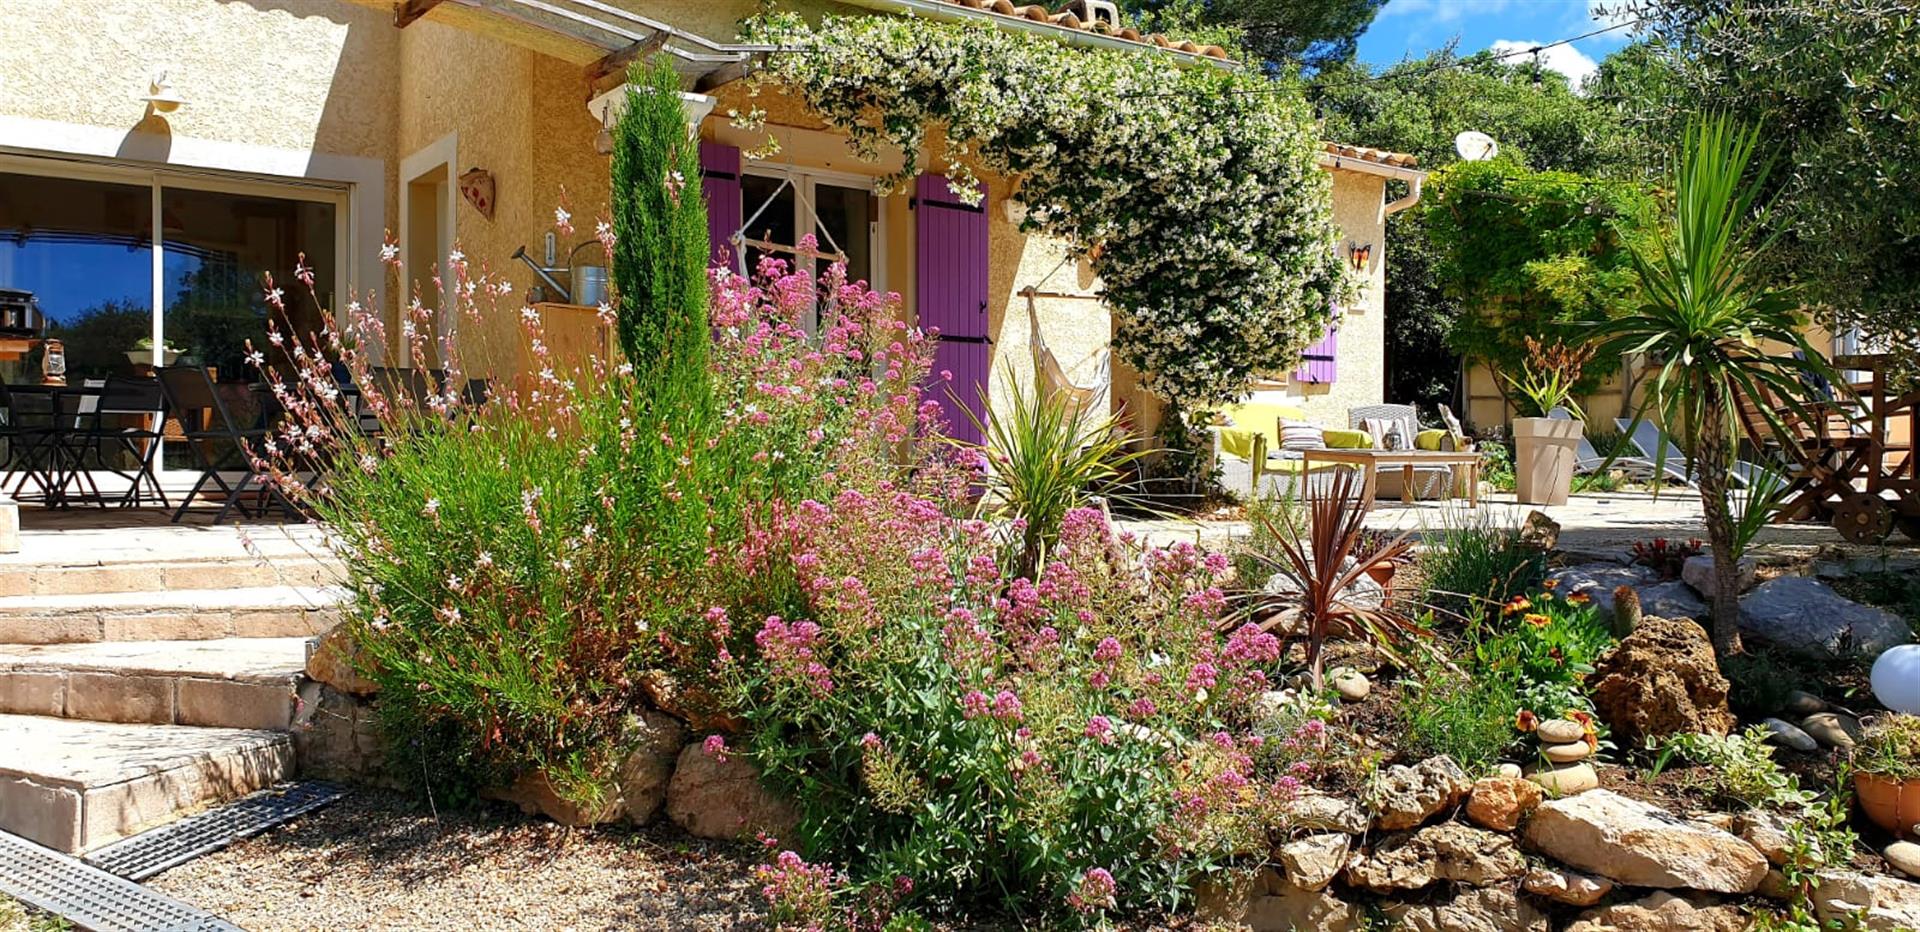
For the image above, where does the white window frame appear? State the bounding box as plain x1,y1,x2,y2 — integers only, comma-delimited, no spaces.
738,163,888,297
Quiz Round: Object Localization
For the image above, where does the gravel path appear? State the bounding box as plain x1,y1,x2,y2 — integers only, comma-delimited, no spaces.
145,791,765,931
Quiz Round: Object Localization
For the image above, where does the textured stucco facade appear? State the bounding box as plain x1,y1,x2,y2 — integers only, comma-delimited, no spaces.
0,0,1381,435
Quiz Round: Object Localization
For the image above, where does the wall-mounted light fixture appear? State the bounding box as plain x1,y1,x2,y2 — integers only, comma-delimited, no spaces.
142,70,186,113
1346,241,1372,271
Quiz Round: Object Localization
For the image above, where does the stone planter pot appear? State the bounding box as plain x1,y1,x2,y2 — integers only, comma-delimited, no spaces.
1513,416,1581,506
1856,772,1920,840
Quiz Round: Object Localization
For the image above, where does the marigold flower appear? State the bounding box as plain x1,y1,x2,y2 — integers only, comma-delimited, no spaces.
1504,595,1532,616
1523,612,1552,628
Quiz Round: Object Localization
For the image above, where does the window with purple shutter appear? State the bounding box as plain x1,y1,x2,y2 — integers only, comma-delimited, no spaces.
915,173,989,445
700,141,741,271
1293,324,1338,384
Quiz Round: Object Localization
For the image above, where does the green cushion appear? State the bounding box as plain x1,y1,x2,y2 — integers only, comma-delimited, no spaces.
1323,428,1374,449
1415,428,1448,451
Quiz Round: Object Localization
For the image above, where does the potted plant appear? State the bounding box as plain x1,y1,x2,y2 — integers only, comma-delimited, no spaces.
126,337,182,367
1508,337,1594,506
1854,713,1920,840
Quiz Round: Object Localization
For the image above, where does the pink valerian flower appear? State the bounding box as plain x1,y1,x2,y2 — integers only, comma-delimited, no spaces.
755,615,834,695
753,849,840,928
1183,585,1228,619
1221,623,1281,667
1185,661,1219,695
1067,867,1117,913
1085,715,1115,745
990,689,1024,723
860,732,882,750
1093,637,1124,663
960,689,992,720
1127,697,1158,718
703,735,730,761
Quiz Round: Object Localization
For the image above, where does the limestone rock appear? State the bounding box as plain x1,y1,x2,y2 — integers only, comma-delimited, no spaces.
1588,616,1736,746
664,743,797,841
1365,755,1472,830
1782,689,1831,716
1740,577,1913,657
1523,866,1614,906
490,770,623,827
1466,776,1544,832
1520,510,1560,552
1565,892,1750,932
1800,711,1863,749
1547,564,1656,616
1281,789,1370,835
1380,885,1548,932
1734,810,1795,866
640,670,744,733
1245,875,1362,932
290,682,386,783
1810,870,1920,931
1276,832,1349,892
1681,554,1758,598
1346,823,1525,892
1884,841,1920,880
1638,580,1709,621
617,709,687,825
305,627,379,696
1523,789,1769,893
1526,762,1599,795
1762,717,1818,752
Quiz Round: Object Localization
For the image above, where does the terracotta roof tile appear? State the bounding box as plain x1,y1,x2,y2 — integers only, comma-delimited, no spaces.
940,0,1231,59
1323,142,1419,169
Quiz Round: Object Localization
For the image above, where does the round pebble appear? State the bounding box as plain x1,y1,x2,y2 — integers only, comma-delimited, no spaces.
1329,667,1370,702
1762,717,1819,752
1526,762,1598,795
1801,712,1863,750
1542,742,1592,763
1536,719,1586,744
1886,841,1920,880
1782,689,1830,717
1494,763,1524,780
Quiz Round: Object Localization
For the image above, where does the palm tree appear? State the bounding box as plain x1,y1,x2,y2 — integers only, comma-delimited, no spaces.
1594,113,1837,657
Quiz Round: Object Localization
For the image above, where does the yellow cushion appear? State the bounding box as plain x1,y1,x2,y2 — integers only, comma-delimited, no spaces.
1415,428,1447,451
1218,402,1309,460
1324,428,1374,449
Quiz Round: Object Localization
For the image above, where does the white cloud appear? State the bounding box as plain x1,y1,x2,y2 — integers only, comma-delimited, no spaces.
1488,38,1600,91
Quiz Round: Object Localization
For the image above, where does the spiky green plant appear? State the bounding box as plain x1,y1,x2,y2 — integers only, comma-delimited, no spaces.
1594,113,1839,656
610,59,711,406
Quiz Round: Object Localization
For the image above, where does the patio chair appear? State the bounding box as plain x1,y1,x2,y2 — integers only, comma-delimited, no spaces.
0,382,63,503
157,366,292,524
1546,407,1693,487
1615,417,1775,490
73,376,169,508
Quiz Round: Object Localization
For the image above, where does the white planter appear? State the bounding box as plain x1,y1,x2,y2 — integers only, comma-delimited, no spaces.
1513,416,1581,506
125,349,180,367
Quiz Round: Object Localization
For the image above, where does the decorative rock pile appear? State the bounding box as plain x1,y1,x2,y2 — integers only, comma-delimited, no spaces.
1207,754,1920,932
1756,689,1868,753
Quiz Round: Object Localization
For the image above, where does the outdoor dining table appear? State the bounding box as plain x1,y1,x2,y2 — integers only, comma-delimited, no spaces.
5,382,103,508
1300,447,1485,509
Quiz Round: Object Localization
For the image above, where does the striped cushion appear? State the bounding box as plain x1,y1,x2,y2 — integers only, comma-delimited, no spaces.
1278,419,1325,451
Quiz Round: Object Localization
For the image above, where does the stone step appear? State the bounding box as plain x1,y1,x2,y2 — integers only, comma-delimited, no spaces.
0,638,310,731
0,587,343,644
0,556,341,598
0,714,293,853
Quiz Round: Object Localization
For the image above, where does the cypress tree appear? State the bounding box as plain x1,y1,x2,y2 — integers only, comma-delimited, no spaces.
610,59,710,408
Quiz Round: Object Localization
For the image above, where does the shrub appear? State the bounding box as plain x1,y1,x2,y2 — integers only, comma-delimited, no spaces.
1655,727,1811,810
1854,713,1920,781
1630,537,1704,581
1476,584,1614,697
1399,658,1519,773
1478,440,1516,492
1416,510,1546,629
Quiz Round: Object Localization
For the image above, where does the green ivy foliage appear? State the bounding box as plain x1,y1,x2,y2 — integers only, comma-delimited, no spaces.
1422,159,1656,394
741,14,1348,408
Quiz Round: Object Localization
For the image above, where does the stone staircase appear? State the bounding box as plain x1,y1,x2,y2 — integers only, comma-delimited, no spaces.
0,538,343,853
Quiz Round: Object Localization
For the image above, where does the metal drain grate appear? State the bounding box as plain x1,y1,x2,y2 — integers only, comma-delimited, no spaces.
86,781,347,881
0,829,243,932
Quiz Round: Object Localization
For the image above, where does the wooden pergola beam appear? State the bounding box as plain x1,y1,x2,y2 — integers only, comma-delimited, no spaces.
587,31,670,85
394,0,447,28
693,56,757,93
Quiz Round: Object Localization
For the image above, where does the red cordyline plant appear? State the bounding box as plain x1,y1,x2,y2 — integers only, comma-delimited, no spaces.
1238,469,1432,692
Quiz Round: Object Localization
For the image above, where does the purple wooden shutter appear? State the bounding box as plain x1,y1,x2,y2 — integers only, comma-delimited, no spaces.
700,141,741,270
916,173,990,445
1294,325,1338,384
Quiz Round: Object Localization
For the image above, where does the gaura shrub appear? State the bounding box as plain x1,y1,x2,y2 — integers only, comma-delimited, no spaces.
250,234,935,802
724,488,1305,920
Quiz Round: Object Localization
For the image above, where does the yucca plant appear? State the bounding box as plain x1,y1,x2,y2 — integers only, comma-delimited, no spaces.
1238,468,1431,692
961,373,1145,580
1594,113,1840,656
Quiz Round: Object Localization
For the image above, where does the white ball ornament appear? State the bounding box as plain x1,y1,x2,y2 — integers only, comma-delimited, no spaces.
1872,644,1920,714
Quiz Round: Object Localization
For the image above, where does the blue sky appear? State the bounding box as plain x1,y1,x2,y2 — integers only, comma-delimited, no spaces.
1355,0,1635,87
